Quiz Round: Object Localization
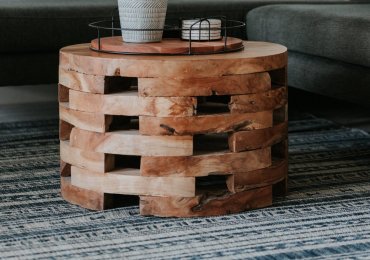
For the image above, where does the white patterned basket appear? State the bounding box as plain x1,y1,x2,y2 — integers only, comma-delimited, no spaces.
118,0,168,43
182,19,222,41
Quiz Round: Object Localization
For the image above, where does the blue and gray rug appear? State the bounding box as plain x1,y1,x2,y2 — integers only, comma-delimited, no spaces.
1,114,370,259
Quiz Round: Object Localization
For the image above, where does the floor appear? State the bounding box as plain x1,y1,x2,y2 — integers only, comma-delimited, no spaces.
1,84,370,132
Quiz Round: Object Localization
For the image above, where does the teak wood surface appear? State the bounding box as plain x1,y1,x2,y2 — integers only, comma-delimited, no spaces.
69,90,196,117
59,41,288,217
138,72,271,97
140,186,273,217
60,102,111,133
71,166,196,197
139,111,273,136
70,128,193,157
140,147,272,177
60,41,287,78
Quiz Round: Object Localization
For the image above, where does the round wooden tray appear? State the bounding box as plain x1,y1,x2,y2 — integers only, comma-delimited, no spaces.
90,36,243,55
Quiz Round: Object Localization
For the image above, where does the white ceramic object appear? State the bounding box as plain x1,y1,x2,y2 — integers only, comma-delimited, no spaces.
118,0,168,43
182,19,222,41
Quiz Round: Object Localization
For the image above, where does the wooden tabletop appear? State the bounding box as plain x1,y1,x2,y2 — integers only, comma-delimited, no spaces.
60,41,287,78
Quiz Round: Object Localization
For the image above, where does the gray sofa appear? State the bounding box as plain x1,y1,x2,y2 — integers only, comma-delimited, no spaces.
247,4,370,106
1,0,369,107
0,0,358,86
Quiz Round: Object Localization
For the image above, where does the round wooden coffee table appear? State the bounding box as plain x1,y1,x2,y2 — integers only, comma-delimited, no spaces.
59,41,288,217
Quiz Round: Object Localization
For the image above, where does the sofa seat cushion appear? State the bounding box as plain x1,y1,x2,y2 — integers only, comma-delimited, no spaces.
288,51,370,107
247,4,370,67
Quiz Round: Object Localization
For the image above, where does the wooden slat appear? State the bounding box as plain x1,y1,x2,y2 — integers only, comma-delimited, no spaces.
60,141,115,173
59,120,73,141
61,177,140,210
58,84,69,102
140,186,272,217
60,42,287,78
69,89,196,117
70,128,193,157
138,73,271,97
229,86,287,113
59,68,136,94
59,67,106,94
71,166,195,197
139,111,273,136
60,160,71,177
59,102,112,133
61,177,106,211
227,159,288,193
141,147,271,177
228,122,288,152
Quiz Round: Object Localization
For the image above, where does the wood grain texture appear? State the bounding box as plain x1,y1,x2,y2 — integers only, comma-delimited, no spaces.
58,84,69,102
229,86,287,113
140,148,271,177
69,89,196,117
140,186,272,217
60,67,135,94
60,140,115,173
229,122,288,152
139,111,273,136
70,128,193,157
60,41,287,78
90,36,243,55
138,73,271,97
59,102,112,133
60,160,71,177
227,159,288,193
71,166,195,197
61,176,105,211
59,120,73,141
59,67,106,94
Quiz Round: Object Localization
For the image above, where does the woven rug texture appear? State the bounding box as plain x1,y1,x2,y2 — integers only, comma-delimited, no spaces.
1,114,370,259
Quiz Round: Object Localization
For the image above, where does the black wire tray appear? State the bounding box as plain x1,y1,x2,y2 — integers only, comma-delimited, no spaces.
88,16,246,55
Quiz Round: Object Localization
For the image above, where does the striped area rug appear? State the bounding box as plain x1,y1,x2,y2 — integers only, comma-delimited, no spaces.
1,114,370,259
